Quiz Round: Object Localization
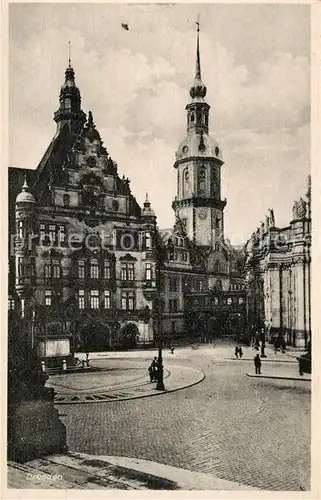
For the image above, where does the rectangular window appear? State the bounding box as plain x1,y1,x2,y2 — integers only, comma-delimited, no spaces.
90,259,99,279
227,297,232,305
183,278,191,292
63,194,70,207
182,252,188,261
59,225,66,244
213,297,219,305
215,218,220,229
121,291,135,310
169,277,179,292
45,290,52,306
17,257,23,277
18,221,23,239
169,299,178,313
64,98,71,109
127,263,135,281
52,259,60,279
121,262,135,281
78,290,85,310
145,263,152,281
145,232,151,249
90,290,100,309
239,297,244,305
49,225,56,244
40,224,46,241
104,290,111,309
8,297,15,310
78,260,85,279
44,264,51,278
103,260,111,280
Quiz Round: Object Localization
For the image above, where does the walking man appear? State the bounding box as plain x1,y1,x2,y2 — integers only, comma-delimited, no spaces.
235,346,239,358
254,354,262,374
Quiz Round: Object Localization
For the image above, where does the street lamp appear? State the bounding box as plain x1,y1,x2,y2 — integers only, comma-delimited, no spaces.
156,345,165,391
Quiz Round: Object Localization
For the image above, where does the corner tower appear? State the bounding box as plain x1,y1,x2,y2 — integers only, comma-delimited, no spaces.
172,22,226,248
54,52,86,133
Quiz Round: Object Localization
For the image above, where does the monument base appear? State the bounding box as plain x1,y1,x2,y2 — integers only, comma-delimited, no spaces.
8,395,67,463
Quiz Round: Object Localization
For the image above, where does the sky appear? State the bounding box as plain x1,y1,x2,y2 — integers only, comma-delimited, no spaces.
8,3,310,244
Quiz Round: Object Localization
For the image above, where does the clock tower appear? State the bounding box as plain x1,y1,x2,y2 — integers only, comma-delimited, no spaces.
172,23,226,249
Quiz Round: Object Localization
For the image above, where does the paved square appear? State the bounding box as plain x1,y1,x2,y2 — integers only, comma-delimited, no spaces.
56,345,310,491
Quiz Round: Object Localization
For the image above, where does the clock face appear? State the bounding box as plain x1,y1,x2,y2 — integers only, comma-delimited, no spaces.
182,145,189,154
198,208,207,220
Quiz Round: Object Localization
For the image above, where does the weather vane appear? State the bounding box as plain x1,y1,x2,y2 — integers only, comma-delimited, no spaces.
195,13,200,32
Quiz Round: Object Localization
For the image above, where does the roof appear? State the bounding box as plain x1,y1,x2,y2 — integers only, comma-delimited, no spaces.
175,132,222,163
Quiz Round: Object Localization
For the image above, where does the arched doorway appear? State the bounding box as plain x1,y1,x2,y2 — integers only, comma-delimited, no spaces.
117,323,140,349
78,320,111,352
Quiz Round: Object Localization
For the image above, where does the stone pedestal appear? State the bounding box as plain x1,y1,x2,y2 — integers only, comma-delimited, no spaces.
8,395,67,463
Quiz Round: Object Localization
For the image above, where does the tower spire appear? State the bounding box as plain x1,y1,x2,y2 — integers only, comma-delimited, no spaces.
190,16,206,100
195,14,201,80
68,40,71,68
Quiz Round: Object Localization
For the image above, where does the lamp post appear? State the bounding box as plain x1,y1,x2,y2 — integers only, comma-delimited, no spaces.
156,345,165,391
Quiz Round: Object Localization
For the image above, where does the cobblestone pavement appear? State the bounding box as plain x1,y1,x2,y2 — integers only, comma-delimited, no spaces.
47,360,204,404
57,345,311,491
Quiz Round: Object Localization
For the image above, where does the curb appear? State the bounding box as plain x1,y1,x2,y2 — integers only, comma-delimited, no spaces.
225,357,296,364
53,366,205,405
8,451,256,490
246,373,311,382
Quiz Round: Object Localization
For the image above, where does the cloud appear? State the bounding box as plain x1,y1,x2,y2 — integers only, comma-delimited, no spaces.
8,4,310,244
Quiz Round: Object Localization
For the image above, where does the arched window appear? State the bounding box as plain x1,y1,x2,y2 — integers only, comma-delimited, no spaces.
183,168,189,196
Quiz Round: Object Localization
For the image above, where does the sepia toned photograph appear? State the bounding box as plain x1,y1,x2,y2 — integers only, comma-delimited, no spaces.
6,2,312,492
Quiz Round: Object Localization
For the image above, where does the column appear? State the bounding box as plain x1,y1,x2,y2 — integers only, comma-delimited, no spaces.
294,257,305,347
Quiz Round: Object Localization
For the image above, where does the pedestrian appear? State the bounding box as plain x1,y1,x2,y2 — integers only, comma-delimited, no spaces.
254,354,262,374
239,347,243,359
148,364,154,383
85,351,90,367
170,345,175,354
151,357,158,382
235,346,239,358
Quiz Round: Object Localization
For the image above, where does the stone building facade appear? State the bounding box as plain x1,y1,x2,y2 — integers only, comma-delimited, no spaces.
9,27,247,352
9,63,158,352
244,179,311,347
157,26,245,342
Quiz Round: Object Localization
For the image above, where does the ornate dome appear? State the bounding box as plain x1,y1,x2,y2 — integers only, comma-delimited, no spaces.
16,177,36,204
176,132,223,162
